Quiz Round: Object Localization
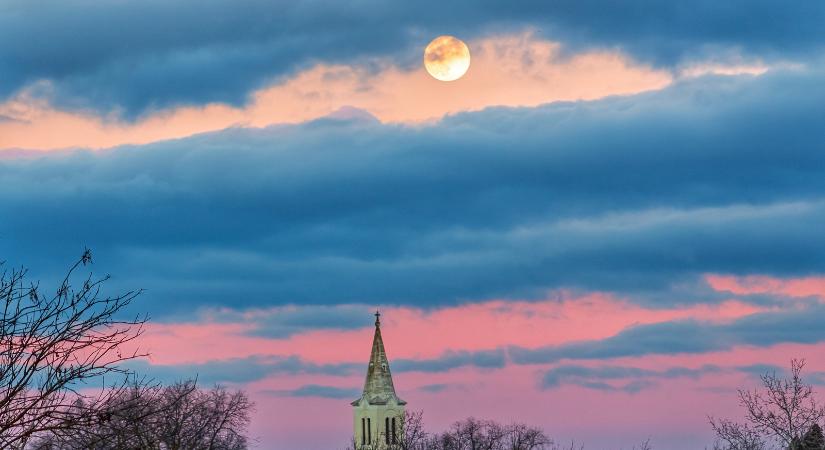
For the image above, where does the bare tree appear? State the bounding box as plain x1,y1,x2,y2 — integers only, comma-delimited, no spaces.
397,410,429,450
33,380,173,449
0,250,145,449
447,417,506,450
157,380,252,450
424,417,552,450
710,359,824,450
709,418,768,450
505,423,553,450
34,379,252,449
548,442,582,450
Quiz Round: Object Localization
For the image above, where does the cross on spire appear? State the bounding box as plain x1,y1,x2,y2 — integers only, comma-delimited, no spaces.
375,309,381,327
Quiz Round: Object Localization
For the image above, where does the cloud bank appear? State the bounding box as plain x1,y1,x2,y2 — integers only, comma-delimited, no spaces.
2,70,825,314
1,0,821,115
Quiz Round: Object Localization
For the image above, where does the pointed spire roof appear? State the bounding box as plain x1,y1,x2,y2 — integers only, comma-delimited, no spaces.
351,311,406,406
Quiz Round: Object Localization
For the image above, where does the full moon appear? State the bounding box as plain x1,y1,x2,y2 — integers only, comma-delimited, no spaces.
424,36,471,82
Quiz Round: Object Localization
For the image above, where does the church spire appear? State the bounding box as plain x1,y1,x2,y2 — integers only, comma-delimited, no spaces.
352,310,406,406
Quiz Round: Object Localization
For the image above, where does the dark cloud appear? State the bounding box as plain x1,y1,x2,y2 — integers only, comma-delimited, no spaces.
806,372,825,386
511,304,825,364
735,363,785,378
2,71,825,315
166,304,378,338
244,305,374,338
131,341,824,387
417,383,451,393
541,364,722,393
1,0,824,114
126,356,360,384
394,350,507,373
128,348,509,384
264,384,360,399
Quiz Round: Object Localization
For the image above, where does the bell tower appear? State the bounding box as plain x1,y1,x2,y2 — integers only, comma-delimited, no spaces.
351,311,406,449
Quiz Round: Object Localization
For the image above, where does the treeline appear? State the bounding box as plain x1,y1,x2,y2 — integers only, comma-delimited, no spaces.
420,417,554,450
347,412,652,450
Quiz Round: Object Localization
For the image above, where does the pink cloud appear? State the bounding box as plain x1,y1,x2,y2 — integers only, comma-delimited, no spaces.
137,294,762,366
706,274,825,299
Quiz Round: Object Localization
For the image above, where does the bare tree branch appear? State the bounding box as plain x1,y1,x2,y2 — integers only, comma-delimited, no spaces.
709,359,824,450
0,250,146,448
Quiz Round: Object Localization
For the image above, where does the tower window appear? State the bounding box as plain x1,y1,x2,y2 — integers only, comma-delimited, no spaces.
392,417,397,443
361,418,365,445
385,417,390,444
367,418,371,444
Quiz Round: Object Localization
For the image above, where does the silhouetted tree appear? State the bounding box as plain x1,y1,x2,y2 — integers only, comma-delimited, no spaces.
709,419,767,450
800,424,825,450
505,423,553,450
33,379,252,449
710,359,824,450
0,250,145,448
397,410,429,450
548,443,582,450
32,381,173,449
444,417,506,450
157,380,252,450
633,440,653,450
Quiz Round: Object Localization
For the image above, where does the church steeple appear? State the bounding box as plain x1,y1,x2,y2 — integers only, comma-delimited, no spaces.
353,310,405,406
352,311,406,449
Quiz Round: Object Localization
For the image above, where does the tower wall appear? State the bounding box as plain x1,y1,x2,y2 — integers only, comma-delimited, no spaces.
353,400,404,449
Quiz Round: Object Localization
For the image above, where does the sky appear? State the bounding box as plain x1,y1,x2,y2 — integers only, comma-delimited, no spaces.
2,1,825,448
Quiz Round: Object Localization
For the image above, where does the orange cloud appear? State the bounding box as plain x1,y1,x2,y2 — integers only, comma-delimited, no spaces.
0,33,672,152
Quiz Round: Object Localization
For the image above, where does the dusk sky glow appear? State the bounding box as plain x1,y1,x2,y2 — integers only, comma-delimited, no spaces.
2,1,825,449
